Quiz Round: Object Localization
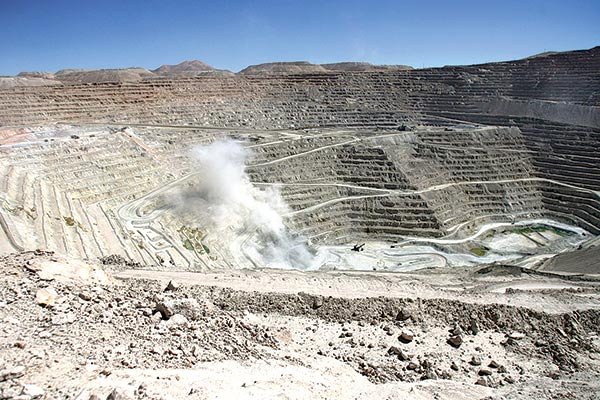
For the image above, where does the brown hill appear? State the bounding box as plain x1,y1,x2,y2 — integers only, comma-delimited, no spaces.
238,61,328,75
54,68,155,83
153,60,233,76
17,71,56,79
0,76,62,89
239,61,413,74
321,62,412,71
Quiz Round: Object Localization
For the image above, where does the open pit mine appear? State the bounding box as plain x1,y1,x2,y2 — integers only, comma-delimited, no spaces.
1,48,599,399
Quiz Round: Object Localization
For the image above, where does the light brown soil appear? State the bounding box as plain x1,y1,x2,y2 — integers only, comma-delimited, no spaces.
1,251,599,399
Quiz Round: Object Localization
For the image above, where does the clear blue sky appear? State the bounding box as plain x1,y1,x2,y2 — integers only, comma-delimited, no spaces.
1,0,599,75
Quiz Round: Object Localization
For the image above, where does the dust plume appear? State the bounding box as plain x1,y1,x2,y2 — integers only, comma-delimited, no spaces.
168,139,315,269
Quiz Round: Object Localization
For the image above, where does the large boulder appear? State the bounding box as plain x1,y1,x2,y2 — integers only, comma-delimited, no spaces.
35,288,58,307
154,297,214,321
28,258,112,285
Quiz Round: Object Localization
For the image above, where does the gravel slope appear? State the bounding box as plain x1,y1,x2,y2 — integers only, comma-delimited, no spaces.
1,251,599,399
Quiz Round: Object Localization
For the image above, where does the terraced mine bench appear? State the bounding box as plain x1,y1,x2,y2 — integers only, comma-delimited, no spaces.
0,47,599,269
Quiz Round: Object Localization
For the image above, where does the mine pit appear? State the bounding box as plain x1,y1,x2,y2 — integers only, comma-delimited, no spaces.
1,46,599,399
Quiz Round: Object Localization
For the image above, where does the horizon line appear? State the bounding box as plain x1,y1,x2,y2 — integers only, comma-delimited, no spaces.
2,45,598,77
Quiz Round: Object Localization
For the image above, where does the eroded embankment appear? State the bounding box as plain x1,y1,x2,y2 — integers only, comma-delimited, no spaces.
181,282,600,372
2,250,600,399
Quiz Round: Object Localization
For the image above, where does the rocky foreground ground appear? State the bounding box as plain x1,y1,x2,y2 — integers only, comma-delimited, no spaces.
1,251,600,399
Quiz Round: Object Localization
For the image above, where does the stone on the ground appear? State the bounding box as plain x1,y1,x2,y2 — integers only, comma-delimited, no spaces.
106,388,131,400
21,384,45,398
470,356,482,366
395,308,412,321
508,331,525,340
475,377,488,386
387,346,410,361
470,318,479,335
447,335,463,348
161,313,189,328
150,312,162,322
164,280,179,292
450,324,463,336
13,341,26,349
155,298,213,320
398,330,414,344
312,296,324,309
79,291,92,301
52,312,76,325
35,287,58,307
0,366,25,382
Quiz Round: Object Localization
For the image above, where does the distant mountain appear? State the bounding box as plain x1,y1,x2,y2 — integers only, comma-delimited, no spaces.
239,61,328,75
7,61,231,86
153,60,233,76
321,62,412,72
17,71,56,79
0,76,62,89
54,67,155,83
4,59,416,86
239,61,413,74
524,51,560,59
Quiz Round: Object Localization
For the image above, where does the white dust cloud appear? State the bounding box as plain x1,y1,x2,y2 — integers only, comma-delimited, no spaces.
168,139,315,269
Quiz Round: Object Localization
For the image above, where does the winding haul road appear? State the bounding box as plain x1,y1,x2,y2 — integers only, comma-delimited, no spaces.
113,130,597,271
256,177,599,221
118,171,594,271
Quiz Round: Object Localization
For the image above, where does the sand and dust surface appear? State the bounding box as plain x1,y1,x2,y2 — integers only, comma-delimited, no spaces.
1,250,600,399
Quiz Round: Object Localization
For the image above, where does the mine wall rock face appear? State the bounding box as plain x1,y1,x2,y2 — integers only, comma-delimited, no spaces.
478,97,600,129
0,47,598,128
0,47,598,268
